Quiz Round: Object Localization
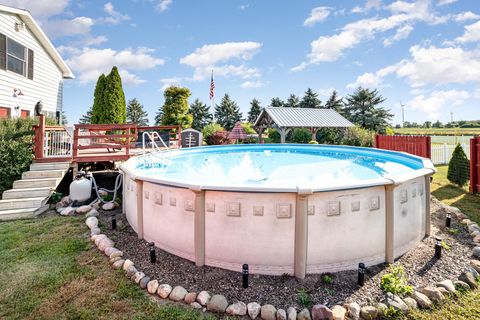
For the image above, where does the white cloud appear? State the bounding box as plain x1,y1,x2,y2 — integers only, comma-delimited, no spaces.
101,2,130,25
455,20,480,43
119,70,146,85
157,0,172,12
347,63,400,88
383,24,414,46
41,16,94,39
407,90,470,119
180,42,262,80
241,80,264,88
351,0,382,14
239,4,250,11
64,47,165,84
454,11,480,22
160,77,182,90
80,35,108,46
437,0,458,6
304,7,331,27
1,0,69,18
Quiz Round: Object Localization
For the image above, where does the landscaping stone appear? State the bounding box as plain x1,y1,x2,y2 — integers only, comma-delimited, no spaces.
125,266,137,278
76,205,92,214
276,308,286,320
472,247,480,258
437,279,456,293
403,297,418,309
102,202,116,211
98,238,114,252
311,304,333,320
94,234,107,246
468,224,480,233
386,294,408,313
99,190,108,197
197,291,211,306
60,196,71,207
260,304,277,320
133,271,145,284
112,259,125,269
169,286,188,301
470,260,480,273
287,307,297,320
139,276,150,289
85,216,98,228
109,250,123,259
297,308,311,320
157,284,172,299
459,272,478,289
466,266,480,278
421,287,445,303
346,302,360,320
359,306,377,320
86,208,99,218
437,287,449,296
455,280,471,291
330,305,346,320
184,292,197,304
471,231,480,238
207,294,228,313
412,291,432,309
190,302,202,309
109,256,121,264
226,301,247,316
461,219,472,225
90,227,101,235
147,280,159,294
247,302,261,319
61,207,75,216
375,303,387,315
123,259,134,271
105,247,118,257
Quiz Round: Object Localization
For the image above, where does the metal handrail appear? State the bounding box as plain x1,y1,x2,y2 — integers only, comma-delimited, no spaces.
142,131,169,155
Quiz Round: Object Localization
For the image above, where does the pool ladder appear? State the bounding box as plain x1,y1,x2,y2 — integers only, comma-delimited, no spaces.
141,132,171,170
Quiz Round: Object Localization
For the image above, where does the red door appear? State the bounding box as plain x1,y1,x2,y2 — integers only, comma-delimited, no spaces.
20,109,30,119
0,107,10,118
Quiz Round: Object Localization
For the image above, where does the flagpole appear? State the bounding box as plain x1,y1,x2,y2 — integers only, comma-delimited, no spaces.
210,69,215,123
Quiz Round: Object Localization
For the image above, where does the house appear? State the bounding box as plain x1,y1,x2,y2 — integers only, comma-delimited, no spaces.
0,4,73,121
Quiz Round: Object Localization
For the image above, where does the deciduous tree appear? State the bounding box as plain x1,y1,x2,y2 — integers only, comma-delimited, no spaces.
160,86,193,128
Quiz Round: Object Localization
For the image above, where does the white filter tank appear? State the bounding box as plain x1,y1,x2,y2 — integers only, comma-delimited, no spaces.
70,174,92,202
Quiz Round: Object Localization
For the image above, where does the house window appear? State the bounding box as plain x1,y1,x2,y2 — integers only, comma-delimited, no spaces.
20,109,30,119
0,107,10,119
0,33,34,79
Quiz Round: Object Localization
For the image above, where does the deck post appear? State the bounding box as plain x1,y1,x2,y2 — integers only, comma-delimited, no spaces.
193,189,206,267
295,188,312,279
34,114,45,160
136,180,144,239
425,174,432,236
385,184,395,264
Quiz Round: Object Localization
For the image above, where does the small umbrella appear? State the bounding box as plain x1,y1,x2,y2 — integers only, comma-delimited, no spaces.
228,122,247,142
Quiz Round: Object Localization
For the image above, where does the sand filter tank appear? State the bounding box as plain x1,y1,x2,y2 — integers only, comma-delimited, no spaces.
70,172,92,202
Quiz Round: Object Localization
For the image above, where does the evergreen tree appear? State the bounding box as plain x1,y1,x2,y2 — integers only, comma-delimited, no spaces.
269,97,285,108
285,94,300,108
247,98,262,123
300,88,322,108
447,144,470,187
160,86,193,127
343,87,393,133
61,110,68,124
154,108,163,126
189,98,212,130
90,67,127,124
126,98,149,126
79,107,93,124
324,90,344,113
214,94,243,130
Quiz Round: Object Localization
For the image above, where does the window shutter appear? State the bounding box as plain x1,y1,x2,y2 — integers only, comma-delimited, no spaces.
27,49,34,79
0,34,6,70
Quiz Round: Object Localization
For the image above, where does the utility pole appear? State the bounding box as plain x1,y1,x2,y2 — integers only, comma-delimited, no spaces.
450,112,454,123
400,102,405,127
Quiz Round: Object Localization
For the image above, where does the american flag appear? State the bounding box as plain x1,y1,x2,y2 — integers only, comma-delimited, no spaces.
209,71,215,100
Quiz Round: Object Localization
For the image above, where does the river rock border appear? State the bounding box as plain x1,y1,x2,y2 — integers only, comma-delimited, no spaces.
83,198,480,320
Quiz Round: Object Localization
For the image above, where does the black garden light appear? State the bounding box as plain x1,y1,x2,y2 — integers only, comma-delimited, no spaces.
435,236,442,259
111,214,117,230
358,263,366,286
446,212,452,228
148,242,156,263
242,264,249,289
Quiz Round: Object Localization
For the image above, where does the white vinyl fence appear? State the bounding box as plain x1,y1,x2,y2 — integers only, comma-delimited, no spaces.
431,143,470,165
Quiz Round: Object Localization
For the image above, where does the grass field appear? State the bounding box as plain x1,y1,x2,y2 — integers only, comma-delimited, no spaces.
394,127,480,136
0,166,480,319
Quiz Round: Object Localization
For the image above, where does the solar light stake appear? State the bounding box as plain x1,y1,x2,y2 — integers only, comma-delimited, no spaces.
435,237,442,259
446,213,451,228
149,242,156,263
111,214,117,230
358,263,365,286
242,264,249,289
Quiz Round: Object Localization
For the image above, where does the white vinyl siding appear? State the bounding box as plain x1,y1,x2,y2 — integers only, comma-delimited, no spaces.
0,11,63,117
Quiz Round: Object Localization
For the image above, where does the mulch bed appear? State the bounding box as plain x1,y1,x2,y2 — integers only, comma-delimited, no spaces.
98,197,473,310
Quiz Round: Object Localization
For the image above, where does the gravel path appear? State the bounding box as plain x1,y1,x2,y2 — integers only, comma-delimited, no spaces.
99,197,473,309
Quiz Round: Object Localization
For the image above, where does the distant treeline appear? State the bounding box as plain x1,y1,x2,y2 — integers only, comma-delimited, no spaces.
396,120,480,129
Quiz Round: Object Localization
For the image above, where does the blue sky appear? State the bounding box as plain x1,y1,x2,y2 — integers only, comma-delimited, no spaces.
7,0,480,125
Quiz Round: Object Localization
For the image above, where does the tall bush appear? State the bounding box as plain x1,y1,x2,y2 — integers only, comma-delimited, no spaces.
447,143,470,187
91,67,127,124
160,86,193,128
292,128,311,144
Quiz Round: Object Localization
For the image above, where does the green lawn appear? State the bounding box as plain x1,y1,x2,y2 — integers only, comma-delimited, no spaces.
394,127,480,135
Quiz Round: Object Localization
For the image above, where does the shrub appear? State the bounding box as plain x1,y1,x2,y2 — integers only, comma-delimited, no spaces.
322,274,333,285
206,131,230,145
267,129,281,143
296,288,312,308
316,128,342,144
341,126,375,147
447,143,470,187
380,265,413,296
240,122,256,134
202,123,224,142
291,128,311,144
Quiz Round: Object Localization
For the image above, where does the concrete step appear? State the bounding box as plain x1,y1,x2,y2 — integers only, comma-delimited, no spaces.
22,170,66,179
30,162,70,171
0,197,46,210
2,187,52,199
0,205,49,221
13,178,59,189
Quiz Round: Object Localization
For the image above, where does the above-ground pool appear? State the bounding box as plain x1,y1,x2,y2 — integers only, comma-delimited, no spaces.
120,144,436,278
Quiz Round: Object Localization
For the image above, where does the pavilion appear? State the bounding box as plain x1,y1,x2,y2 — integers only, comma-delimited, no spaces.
253,107,354,143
